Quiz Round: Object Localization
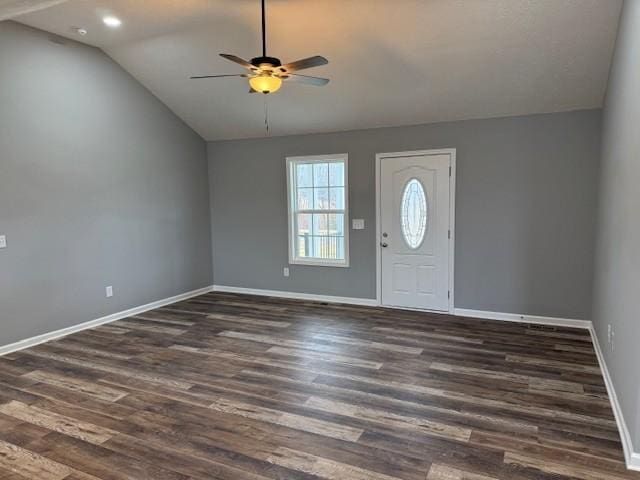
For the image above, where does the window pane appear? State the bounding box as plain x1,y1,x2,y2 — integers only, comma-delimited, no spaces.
313,163,329,187
297,188,313,210
313,188,329,209
310,236,343,260
329,162,344,186
312,236,332,259
401,178,428,249
296,213,312,235
297,235,311,258
329,187,345,210
312,214,328,235
312,237,323,258
335,237,345,260
296,163,313,187
328,213,344,236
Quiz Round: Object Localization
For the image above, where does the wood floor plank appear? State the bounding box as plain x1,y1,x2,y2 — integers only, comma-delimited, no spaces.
131,315,196,327
208,313,291,328
427,464,499,480
503,451,631,480
241,368,540,436
472,430,629,475
267,346,384,369
0,401,115,445
22,370,128,402
372,327,485,345
266,447,405,480
310,371,616,428
0,440,74,480
111,320,187,336
102,433,275,480
429,362,585,393
311,333,424,354
305,396,471,442
28,432,189,480
505,354,601,374
23,350,195,390
209,397,364,442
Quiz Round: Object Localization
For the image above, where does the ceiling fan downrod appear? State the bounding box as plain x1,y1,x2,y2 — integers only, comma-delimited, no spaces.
261,0,266,58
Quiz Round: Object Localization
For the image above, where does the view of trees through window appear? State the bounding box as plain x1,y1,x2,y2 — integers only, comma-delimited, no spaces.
291,159,346,263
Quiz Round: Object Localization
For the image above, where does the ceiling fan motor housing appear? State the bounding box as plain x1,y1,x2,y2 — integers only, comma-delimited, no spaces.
251,56,282,69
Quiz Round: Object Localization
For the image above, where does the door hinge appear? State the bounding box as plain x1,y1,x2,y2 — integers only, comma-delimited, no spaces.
448,229,451,239
449,166,452,176
448,290,450,299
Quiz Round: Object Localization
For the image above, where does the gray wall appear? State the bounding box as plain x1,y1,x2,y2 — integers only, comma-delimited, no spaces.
208,109,601,319
0,22,212,346
593,0,640,450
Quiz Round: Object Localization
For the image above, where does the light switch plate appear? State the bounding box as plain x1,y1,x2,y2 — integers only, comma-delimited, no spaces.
0,235,6,249
352,219,365,230
105,286,114,298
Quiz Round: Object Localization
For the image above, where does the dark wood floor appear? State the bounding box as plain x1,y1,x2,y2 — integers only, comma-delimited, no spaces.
0,292,637,480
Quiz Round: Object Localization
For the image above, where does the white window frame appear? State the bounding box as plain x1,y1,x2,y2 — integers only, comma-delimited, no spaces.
286,153,350,267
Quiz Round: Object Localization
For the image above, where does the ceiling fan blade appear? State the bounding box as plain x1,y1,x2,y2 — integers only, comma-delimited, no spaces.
219,54,256,70
279,56,328,73
190,74,247,79
284,73,330,86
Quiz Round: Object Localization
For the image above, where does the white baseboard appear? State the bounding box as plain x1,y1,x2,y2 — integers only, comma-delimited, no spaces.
0,285,213,357
453,308,592,329
212,287,592,330
589,326,640,471
211,285,379,307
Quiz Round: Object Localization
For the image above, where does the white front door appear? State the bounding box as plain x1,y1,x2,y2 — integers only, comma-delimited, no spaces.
379,151,453,311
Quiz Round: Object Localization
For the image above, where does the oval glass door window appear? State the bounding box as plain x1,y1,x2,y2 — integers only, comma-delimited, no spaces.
400,178,428,249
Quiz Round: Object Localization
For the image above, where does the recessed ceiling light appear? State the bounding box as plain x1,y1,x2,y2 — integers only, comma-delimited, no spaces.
102,16,122,28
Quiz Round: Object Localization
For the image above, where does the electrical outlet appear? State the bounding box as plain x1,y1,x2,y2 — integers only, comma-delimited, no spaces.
283,267,290,277
0,235,6,249
105,286,113,298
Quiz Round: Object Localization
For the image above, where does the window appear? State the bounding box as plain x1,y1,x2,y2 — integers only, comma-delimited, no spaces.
400,178,428,249
287,154,349,267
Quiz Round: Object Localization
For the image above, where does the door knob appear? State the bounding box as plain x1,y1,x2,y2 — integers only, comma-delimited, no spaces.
380,242,388,248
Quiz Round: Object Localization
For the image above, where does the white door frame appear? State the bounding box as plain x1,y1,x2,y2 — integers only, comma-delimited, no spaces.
375,148,457,313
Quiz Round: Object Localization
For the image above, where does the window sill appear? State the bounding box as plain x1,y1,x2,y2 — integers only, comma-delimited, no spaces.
289,259,350,268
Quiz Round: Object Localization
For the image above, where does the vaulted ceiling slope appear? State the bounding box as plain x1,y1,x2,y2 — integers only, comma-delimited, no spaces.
15,0,622,141
0,0,67,21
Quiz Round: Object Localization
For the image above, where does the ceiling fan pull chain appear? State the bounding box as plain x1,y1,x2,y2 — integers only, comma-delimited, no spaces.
264,96,270,134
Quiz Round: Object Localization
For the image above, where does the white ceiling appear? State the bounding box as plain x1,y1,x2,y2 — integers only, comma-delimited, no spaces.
15,0,622,141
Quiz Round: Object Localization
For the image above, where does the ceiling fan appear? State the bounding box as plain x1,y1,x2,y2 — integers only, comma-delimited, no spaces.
190,0,329,94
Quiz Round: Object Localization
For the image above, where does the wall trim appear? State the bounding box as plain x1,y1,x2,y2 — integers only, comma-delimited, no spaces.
0,285,213,357
589,326,640,471
453,308,592,329
212,285,379,307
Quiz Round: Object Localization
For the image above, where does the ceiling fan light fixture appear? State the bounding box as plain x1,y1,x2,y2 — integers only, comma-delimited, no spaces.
249,74,282,94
